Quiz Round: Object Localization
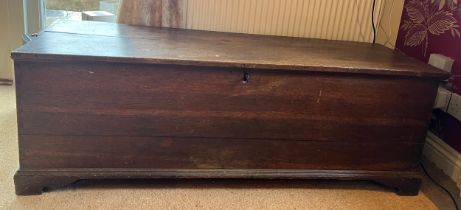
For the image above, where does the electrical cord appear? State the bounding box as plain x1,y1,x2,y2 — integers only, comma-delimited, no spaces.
371,0,376,43
420,161,459,210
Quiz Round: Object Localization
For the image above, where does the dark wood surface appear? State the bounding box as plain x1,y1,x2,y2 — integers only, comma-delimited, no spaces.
12,21,447,78
15,61,436,142
14,169,422,196
19,135,422,170
12,21,449,195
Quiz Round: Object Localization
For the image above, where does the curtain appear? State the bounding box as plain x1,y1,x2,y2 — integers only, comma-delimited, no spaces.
118,0,183,28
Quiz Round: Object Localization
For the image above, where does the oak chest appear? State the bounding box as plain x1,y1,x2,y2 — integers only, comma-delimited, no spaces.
12,21,448,195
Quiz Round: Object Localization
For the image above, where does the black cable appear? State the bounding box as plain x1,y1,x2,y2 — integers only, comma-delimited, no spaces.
420,162,459,210
446,91,454,112
372,0,376,44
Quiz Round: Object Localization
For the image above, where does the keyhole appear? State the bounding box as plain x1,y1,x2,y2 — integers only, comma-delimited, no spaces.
242,72,250,84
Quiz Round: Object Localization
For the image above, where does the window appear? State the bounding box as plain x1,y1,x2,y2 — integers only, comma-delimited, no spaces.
44,0,121,28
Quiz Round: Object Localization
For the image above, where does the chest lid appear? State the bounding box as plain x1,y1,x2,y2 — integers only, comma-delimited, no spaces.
12,20,448,79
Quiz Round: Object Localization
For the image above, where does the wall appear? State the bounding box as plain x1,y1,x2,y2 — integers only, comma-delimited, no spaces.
0,0,24,80
376,0,405,49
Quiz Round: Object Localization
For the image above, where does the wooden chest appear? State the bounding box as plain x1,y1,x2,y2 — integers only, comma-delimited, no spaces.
12,21,448,195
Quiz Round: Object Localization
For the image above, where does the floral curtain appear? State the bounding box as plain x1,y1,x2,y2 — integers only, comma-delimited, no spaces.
118,0,183,28
396,0,461,94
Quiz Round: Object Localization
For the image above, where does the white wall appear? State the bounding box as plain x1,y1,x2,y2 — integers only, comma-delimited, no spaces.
376,0,404,49
0,0,24,80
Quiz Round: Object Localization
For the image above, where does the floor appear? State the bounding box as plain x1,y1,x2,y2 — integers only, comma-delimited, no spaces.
0,85,459,210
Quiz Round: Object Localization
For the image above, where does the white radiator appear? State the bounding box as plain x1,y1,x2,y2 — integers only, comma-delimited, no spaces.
182,0,384,42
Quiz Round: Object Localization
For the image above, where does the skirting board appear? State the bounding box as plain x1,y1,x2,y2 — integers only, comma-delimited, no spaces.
0,78,13,86
424,132,461,192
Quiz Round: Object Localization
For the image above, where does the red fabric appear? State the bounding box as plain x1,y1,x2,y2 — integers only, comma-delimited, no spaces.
396,0,461,94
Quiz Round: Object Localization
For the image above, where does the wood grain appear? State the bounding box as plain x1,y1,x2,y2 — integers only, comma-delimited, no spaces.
15,61,437,142
19,135,422,170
